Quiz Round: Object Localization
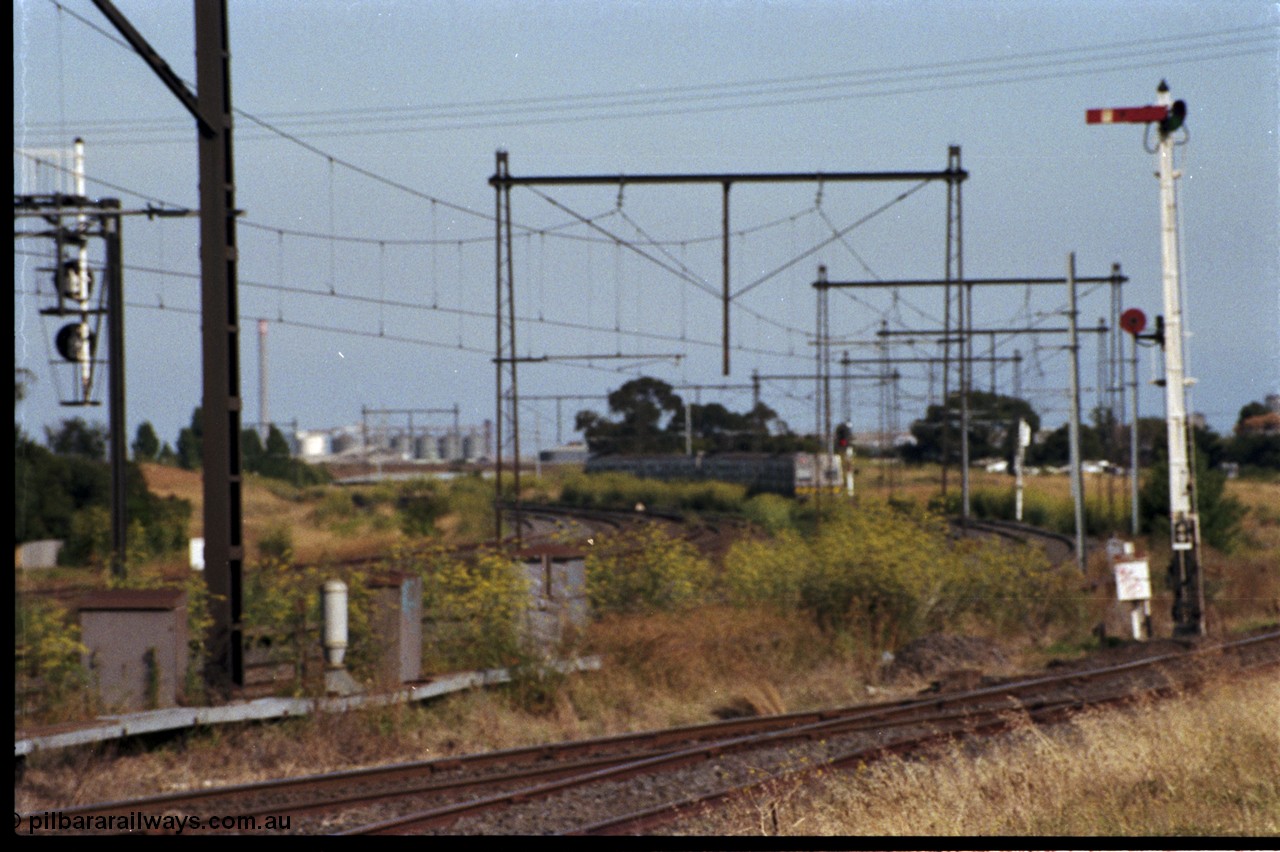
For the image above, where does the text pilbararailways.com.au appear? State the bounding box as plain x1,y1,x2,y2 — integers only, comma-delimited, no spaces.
19,810,291,834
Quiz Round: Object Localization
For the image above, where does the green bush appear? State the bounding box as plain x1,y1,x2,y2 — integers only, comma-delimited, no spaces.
742,493,795,533
241,556,376,690
419,548,529,671
258,522,294,560
1141,458,1247,552
723,530,809,610
396,479,448,538
15,598,90,721
585,524,713,615
444,475,497,541
724,501,1083,649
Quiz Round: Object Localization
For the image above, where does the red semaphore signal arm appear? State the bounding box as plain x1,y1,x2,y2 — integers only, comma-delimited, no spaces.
1086,105,1168,124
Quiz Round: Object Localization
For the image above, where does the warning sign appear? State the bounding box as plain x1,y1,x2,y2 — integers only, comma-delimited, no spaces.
1114,558,1152,602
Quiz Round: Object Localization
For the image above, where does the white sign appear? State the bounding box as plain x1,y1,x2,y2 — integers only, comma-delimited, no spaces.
1114,558,1151,602
189,537,205,571
1018,418,1032,448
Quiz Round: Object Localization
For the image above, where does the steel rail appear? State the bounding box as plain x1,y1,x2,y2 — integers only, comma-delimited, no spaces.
575,643,1280,835
337,630,1278,835
21,630,1275,835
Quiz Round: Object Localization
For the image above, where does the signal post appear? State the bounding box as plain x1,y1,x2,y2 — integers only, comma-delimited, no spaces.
1090,80,1203,637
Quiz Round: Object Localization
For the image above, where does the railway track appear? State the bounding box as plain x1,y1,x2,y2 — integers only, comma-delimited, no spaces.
952,516,1078,564
514,502,738,551
20,630,1277,836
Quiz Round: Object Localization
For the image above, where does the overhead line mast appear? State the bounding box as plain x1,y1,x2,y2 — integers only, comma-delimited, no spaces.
1089,80,1202,637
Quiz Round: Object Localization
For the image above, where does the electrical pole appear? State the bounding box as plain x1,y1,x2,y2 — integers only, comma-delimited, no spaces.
92,0,246,687
1066,253,1087,573
1089,80,1202,636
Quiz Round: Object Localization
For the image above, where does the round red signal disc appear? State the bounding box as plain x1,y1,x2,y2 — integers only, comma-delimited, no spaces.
1120,308,1147,336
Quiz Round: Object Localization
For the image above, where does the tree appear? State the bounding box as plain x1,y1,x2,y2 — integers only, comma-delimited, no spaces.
132,421,161,462
663,399,803,453
1236,401,1269,423
1025,421,1104,467
242,424,328,486
16,427,91,543
904,391,1039,465
576,376,808,455
1225,430,1280,470
176,407,202,470
257,425,293,479
1223,400,1280,470
1140,454,1246,552
576,376,685,455
45,417,108,461
241,428,265,473
1090,405,1127,464
15,425,190,563
15,367,35,403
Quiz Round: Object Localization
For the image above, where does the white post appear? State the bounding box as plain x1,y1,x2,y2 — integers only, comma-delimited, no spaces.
1015,418,1030,521
323,580,348,669
1130,332,1141,536
1154,81,1203,636
72,138,93,401
844,443,855,499
1156,83,1194,530
258,319,269,440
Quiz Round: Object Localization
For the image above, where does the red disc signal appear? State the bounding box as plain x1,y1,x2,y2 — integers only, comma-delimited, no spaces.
1120,308,1147,336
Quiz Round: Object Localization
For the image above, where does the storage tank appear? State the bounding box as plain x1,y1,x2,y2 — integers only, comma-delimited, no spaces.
298,432,330,458
439,432,462,462
329,431,357,455
414,433,440,461
390,433,413,460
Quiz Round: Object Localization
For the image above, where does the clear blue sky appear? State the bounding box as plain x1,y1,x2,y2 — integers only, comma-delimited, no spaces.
14,0,1280,455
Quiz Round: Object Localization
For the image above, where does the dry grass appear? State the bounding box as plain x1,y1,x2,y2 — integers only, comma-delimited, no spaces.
17,465,1278,825
695,673,1280,836
568,605,878,731
139,463,403,566
14,605,887,812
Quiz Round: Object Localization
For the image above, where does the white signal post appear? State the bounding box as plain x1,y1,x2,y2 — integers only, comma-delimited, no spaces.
73,138,94,402
1014,418,1031,522
1088,80,1203,637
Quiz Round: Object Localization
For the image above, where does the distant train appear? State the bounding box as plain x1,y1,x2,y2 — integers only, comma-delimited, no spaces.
584,452,845,498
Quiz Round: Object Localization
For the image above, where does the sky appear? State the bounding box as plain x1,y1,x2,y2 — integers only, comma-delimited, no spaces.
13,0,1280,459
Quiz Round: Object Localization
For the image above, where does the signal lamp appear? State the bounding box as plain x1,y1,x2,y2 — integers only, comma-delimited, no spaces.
57,260,94,302
1159,99,1187,136
55,323,95,363
1120,308,1147,336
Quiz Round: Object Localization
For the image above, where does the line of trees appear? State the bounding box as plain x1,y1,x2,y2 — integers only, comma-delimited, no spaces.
16,365,327,562
131,407,329,487
15,418,191,562
572,377,1278,477
904,391,1279,474
574,376,817,456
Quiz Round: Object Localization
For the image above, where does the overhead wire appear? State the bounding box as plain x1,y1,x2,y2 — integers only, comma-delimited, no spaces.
23,0,1199,432
30,6,1275,141
12,246,815,363
733,180,932,300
